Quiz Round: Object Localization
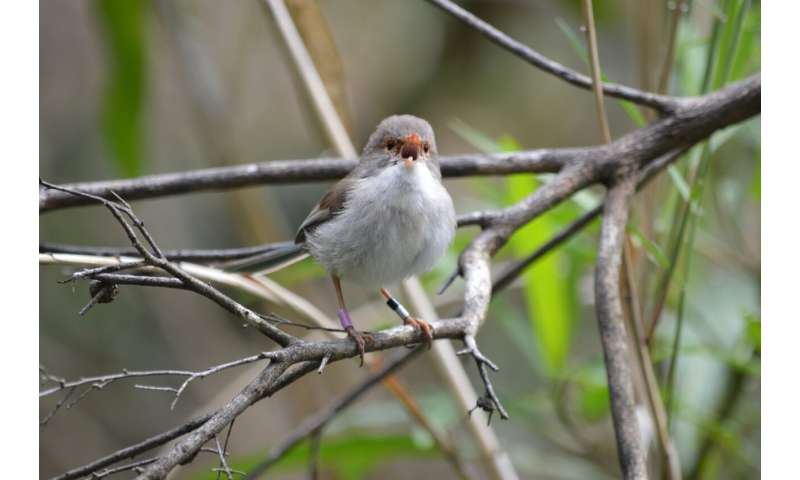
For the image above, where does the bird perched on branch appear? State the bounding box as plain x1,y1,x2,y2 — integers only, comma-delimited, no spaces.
229,115,456,363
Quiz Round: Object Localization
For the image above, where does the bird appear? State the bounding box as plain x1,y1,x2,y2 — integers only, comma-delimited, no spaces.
228,115,456,363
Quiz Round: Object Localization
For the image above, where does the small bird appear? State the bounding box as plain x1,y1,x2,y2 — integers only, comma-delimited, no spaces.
231,115,456,362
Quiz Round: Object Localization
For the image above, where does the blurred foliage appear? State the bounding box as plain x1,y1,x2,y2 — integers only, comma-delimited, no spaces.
194,434,437,480
94,0,147,177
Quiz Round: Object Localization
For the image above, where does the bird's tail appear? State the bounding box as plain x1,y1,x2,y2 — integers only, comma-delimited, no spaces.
222,242,309,275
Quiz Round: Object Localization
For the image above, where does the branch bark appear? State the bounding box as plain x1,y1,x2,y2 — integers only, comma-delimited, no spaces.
136,361,289,479
595,175,646,479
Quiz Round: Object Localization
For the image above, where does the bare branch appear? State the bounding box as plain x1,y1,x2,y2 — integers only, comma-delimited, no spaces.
91,457,158,479
40,180,299,348
423,0,680,113
40,353,271,416
38,151,565,212
136,361,290,479
40,241,294,262
595,175,646,479
243,348,423,478
49,412,215,480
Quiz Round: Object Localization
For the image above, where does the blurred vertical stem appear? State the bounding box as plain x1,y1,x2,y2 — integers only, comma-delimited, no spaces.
657,2,688,95
262,0,355,158
94,0,147,178
647,4,752,476
581,1,682,478
285,0,353,136
262,1,514,478
156,0,285,246
645,1,724,344
648,0,750,344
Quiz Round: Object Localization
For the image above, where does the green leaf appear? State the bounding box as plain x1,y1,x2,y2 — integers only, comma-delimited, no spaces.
448,118,507,154
95,0,148,177
711,0,750,89
628,224,669,269
667,165,691,202
449,119,573,374
506,174,573,374
195,434,437,480
751,149,761,199
555,17,588,64
745,312,761,354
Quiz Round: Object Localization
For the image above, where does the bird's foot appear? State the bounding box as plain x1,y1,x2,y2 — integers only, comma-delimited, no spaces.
345,326,373,367
404,317,434,349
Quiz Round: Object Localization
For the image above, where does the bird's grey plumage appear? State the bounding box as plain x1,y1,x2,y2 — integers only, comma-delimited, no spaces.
230,115,456,285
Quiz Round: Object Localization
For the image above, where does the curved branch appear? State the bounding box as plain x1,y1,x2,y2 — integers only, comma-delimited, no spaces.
38,75,759,213
595,175,646,479
423,0,679,112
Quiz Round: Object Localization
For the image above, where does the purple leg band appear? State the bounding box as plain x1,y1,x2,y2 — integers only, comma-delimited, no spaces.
337,308,354,330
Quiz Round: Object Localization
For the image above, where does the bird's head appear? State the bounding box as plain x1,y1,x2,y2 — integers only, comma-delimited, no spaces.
362,115,439,173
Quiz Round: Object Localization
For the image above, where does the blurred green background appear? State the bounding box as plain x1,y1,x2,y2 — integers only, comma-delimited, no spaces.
39,0,760,478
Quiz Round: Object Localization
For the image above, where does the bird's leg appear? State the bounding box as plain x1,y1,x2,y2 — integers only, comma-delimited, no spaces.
332,275,371,366
379,288,433,348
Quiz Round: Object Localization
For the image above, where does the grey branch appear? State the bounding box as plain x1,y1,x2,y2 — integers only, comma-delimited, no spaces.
244,347,424,479
49,412,215,480
40,179,299,348
424,0,679,113
595,175,646,479
40,352,272,411
38,75,759,215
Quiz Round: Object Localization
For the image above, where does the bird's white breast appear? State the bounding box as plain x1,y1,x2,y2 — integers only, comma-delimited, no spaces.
306,162,456,286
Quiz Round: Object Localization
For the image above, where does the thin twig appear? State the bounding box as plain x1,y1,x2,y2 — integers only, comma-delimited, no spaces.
215,436,234,480
40,241,293,262
40,179,299,348
41,353,271,411
39,386,77,427
49,412,216,480
424,0,680,113
242,348,424,479
216,419,236,480
308,428,322,480
137,361,290,479
657,2,688,95
91,457,159,479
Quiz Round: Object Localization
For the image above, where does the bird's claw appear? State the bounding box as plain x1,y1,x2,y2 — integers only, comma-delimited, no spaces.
345,326,372,366
404,317,434,349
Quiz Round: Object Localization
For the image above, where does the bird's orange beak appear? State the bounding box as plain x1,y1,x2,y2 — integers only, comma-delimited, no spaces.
401,133,421,168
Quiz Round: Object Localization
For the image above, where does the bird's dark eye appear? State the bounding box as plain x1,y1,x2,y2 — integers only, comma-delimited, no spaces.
423,142,430,153
385,139,397,150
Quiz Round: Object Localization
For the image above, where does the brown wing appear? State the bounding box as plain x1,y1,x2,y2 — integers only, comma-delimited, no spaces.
294,177,354,243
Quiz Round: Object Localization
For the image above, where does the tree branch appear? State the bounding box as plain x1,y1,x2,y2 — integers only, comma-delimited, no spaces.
243,347,424,479
38,75,759,213
49,412,215,480
595,175,646,479
423,0,680,113
136,361,290,479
